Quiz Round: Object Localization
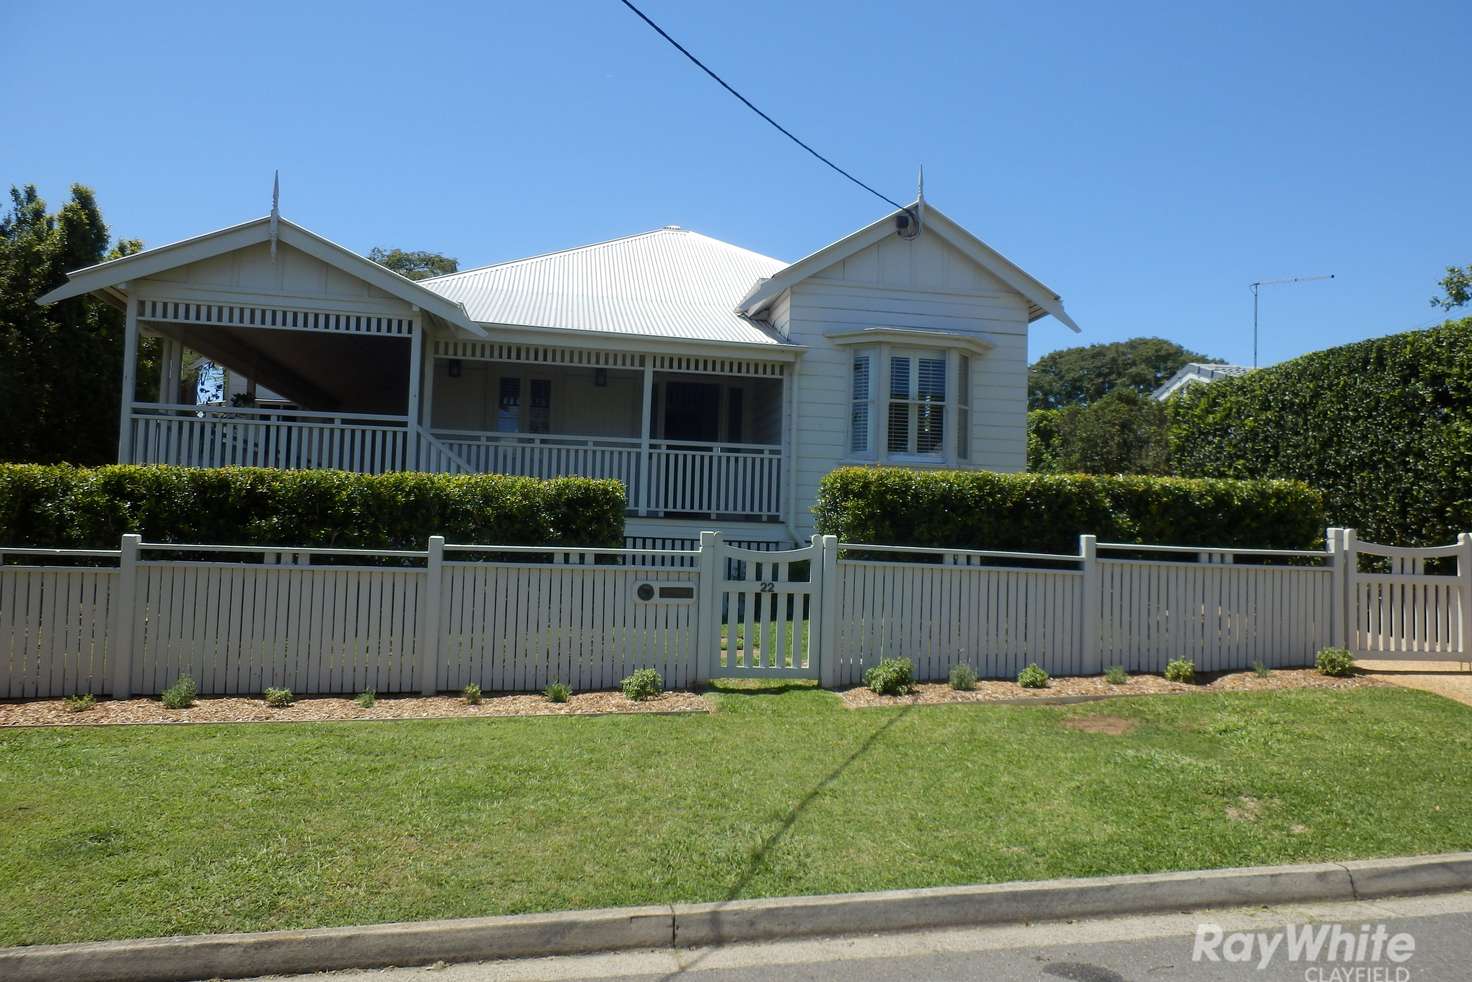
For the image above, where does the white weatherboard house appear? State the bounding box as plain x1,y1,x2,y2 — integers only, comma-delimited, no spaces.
39,200,1078,548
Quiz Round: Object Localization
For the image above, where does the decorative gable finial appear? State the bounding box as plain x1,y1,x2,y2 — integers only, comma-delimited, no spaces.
269,170,280,261
914,164,925,236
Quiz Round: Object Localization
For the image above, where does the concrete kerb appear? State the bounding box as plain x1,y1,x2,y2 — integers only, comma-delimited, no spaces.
5,853,1471,982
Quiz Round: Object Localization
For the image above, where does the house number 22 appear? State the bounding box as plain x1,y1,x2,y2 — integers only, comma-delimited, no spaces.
759,582,775,593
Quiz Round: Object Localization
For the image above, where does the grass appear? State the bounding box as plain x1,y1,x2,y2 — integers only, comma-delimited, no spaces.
2,684,1470,946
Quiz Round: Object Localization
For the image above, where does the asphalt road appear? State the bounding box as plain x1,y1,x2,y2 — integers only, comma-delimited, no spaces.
253,890,1472,982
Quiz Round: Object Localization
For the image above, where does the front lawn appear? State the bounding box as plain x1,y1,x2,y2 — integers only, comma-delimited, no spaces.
2,684,1469,946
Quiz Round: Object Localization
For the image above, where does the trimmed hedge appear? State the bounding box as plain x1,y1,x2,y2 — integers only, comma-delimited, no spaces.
813,467,1325,552
0,465,625,549
1168,318,1472,546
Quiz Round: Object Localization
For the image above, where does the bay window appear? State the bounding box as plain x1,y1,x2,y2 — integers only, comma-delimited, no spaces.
842,336,980,464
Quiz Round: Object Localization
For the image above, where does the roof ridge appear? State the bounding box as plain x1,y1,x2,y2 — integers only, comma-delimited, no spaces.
420,226,785,282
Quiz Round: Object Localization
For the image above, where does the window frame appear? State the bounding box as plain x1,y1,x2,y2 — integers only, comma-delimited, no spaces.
844,338,976,466
885,348,949,459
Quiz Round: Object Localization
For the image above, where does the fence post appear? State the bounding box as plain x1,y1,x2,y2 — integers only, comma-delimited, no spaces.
1327,528,1346,649
696,531,723,684
818,535,839,689
1079,534,1099,676
420,536,445,696
1459,532,1472,661
1342,528,1358,655
111,534,141,700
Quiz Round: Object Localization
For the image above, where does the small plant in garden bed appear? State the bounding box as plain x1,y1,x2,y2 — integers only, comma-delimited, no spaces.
63,693,96,713
544,681,571,704
355,689,376,709
949,664,978,692
863,657,916,696
463,683,483,705
1316,647,1356,677
1164,659,1196,684
1104,665,1129,685
621,669,663,701
1017,664,1049,689
1252,660,1271,679
160,674,197,710
263,687,294,708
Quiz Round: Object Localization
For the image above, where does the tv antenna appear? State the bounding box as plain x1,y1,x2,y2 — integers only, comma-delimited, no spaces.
1249,273,1334,367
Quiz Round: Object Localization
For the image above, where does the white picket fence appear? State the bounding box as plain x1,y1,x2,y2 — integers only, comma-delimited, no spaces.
1,528,1468,699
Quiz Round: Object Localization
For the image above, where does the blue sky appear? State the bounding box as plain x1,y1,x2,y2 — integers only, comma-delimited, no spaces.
5,0,1467,365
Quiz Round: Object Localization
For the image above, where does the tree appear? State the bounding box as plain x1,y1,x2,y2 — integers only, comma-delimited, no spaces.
0,184,151,465
1028,337,1215,409
1027,388,1171,475
367,247,458,281
1431,264,1472,311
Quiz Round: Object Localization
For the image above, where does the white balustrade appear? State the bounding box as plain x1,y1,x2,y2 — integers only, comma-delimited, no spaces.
129,404,410,474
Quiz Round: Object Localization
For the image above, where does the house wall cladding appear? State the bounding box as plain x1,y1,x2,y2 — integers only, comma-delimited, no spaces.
0,529,1466,699
782,232,1033,541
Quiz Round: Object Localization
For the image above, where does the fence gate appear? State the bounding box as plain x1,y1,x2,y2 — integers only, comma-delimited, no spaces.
1344,532,1471,661
708,536,824,679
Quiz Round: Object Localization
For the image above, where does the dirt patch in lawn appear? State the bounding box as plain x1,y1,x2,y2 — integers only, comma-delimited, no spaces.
841,667,1386,708
1060,715,1136,735
0,689,710,727
1225,795,1264,822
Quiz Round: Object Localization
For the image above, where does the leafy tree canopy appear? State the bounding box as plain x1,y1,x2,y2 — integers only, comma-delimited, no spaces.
1431,264,1472,311
367,247,458,281
1028,388,1171,475
0,184,151,465
1028,337,1215,409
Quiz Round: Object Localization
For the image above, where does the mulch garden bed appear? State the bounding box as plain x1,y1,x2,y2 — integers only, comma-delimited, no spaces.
0,689,711,727
841,667,1386,708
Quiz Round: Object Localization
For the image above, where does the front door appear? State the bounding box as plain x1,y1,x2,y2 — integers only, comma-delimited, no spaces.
662,382,720,442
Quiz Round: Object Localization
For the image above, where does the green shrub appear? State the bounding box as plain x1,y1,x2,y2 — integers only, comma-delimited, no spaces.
355,689,376,708
263,687,293,707
544,681,571,703
0,465,625,549
1252,660,1271,679
160,674,197,709
1168,318,1472,546
1104,665,1129,685
1017,664,1049,689
621,669,663,701
63,693,96,713
1315,647,1356,677
814,468,1324,553
1164,659,1196,683
862,657,916,696
463,683,483,705
948,664,978,691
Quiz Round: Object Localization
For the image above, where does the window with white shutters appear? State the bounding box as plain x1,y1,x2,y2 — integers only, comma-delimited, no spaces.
887,351,946,457
850,353,871,454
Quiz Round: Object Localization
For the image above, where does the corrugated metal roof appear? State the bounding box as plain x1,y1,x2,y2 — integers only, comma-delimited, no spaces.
1151,363,1255,400
418,227,789,346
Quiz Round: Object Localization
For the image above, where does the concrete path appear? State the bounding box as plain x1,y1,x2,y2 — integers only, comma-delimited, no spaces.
1360,659,1472,707
252,890,1472,981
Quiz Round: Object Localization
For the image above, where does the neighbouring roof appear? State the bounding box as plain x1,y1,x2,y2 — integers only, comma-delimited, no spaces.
1152,362,1254,400
35,215,484,337
419,227,789,346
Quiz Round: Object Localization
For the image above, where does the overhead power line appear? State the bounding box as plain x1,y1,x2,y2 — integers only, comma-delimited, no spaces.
616,0,913,217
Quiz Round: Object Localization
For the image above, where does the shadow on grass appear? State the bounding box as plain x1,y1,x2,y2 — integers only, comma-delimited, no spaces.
660,699,915,978
703,678,820,697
